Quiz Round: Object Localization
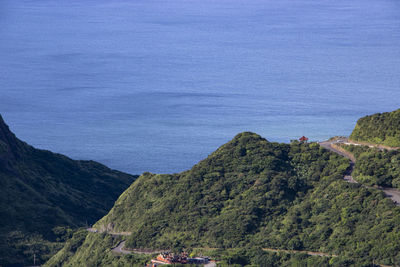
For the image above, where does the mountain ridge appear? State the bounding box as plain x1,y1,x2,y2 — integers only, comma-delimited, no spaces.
350,109,400,147
0,115,26,167
0,114,137,267
46,109,400,266
3,108,400,266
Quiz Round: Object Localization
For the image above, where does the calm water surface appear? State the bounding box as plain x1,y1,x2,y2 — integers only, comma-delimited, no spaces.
0,0,399,174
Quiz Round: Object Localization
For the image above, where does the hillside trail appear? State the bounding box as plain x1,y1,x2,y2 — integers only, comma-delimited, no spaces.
262,248,337,257
85,139,400,266
86,229,167,254
318,138,400,206
85,230,340,264
86,229,392,266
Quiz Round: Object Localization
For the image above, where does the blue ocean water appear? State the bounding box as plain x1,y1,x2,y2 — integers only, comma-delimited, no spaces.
0,0,399,174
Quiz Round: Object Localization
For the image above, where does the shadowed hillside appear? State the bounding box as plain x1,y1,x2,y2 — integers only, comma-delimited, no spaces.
0,115,137,266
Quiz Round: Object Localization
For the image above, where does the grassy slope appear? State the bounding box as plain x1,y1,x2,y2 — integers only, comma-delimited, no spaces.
0,115,137,266
350,109,400,147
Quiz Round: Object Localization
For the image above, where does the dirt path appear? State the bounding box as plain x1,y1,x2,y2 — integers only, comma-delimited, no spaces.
318,139,400,205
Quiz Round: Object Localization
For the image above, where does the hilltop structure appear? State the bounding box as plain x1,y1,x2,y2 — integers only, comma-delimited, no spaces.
299,136,309,142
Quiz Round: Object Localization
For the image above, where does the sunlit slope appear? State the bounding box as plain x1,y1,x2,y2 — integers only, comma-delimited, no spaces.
48,133,400,266
350,109,400,147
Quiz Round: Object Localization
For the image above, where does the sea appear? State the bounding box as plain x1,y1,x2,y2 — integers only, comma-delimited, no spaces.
0,0,399,174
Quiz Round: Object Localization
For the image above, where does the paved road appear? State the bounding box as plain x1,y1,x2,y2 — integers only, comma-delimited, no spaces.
86,229,134,254
87,228,169,255
319,139,400,206
379,187,400,205
319,140,356,162
319,140,358,183
111,241,215,266
112,241,132,255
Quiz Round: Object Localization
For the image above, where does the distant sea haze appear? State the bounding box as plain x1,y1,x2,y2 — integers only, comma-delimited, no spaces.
1,0,399,174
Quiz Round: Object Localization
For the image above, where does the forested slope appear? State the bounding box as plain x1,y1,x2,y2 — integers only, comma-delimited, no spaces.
95,133,348,250
0,115,137,266
339,144,400,190
350,109,400,147
48,133,400,266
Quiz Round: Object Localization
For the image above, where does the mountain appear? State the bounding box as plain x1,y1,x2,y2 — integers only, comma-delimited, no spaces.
93,133,347,250
0,115,137,267
47,133,400,266
350,109,400,147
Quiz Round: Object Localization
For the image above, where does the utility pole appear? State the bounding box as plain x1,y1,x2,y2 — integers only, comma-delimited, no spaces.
33,253,36,266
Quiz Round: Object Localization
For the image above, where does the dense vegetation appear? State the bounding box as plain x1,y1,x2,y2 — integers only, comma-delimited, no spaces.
350,109,400,147
190,247,333,266
44,229,152,267
96,133,349,250
340,144,400,189
49,132,400,266
0,115,137,267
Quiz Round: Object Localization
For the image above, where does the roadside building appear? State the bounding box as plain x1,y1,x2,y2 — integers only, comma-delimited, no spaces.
299,136,309,143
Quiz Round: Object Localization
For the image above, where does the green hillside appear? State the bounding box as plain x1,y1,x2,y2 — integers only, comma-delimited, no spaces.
95,133,348,250
0,115,137,267
337,144,400,189
350,109,400,147
47,132,400,266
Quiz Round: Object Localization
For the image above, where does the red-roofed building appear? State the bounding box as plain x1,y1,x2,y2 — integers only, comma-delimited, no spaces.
299,136,309,143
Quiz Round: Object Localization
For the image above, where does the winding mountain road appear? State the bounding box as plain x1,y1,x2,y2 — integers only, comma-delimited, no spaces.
84,140,400,267
86,229,168,255
319,139,400,206
112,241,132,254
